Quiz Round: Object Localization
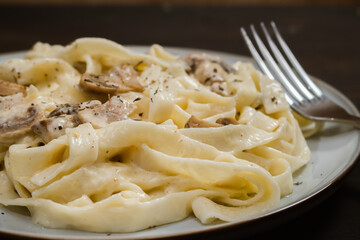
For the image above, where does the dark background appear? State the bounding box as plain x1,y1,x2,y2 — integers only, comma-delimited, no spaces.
0,4,359,240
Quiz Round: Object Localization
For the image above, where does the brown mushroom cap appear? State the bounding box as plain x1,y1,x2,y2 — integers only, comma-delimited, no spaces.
0,105,42,143
79,65,144,94
79,73,118,94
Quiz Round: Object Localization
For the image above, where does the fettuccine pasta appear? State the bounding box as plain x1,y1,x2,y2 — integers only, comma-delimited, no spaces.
0,38,311,232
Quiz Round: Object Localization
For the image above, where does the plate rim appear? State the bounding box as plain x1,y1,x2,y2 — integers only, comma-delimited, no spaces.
0,46,359,240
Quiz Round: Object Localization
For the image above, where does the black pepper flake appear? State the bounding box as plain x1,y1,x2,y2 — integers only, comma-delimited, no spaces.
271,96,278,104
139,112,143,117
84,79,93,83
294,182,303,186
58,126,63,130
133,97,141,102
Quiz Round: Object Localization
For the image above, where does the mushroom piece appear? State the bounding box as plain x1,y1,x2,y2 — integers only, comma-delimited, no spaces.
107,65,144,92
31,115,81,143
79,73,117,94
48,103,79,117
215,117,239,126
31,103,81,143
181,53,233,96
77,96,137,128
79,64,144,94
0,81,41,144
181,53,234,75
0,105,42,144
0,79,27,97
184,115,221,128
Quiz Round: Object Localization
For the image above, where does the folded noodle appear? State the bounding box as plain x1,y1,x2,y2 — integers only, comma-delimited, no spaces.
0,38,312,232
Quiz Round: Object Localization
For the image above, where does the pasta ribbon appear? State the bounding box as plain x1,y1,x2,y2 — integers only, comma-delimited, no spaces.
0,38,311,232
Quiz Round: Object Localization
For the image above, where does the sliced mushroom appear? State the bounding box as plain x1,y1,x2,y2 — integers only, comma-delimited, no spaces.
0,105,42,144
48,103,79,117
0,79,26,96
31,115,81,143
79,73,117,94
215,117,239,126
181,53,233,96
108,65,144,92
79,64,144,94
77,96,137,128
31,103,82,143
184,115,221,128
181,53,234,74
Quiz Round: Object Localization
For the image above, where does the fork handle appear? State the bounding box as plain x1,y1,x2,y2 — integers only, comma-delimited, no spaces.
301,103,360,128
333,113,360,128
316,106,360,128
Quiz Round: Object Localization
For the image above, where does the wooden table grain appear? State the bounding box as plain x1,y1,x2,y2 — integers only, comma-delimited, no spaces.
0,5,359,240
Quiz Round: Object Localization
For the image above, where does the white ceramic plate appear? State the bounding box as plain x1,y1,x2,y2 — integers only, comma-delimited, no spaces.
0,47,359,239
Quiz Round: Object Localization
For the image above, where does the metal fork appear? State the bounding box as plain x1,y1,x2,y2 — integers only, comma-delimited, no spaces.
240,22,360,128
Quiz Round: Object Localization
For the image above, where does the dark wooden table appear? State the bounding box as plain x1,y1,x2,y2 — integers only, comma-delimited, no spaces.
0,5,359,240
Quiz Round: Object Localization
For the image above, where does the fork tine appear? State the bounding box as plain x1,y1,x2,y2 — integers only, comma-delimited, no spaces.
241,27,295,106
240,27,275,80
249,24,305,104
241,23,360,128
270,21,324,99
259,22,315,101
